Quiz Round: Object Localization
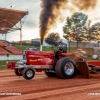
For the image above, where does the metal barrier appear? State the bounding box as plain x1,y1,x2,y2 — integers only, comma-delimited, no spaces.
0,55,23,60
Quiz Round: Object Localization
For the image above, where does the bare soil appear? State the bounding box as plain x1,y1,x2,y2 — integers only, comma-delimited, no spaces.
0,69,100,100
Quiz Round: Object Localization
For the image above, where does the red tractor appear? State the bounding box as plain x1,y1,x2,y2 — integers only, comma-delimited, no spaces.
7,43,100,80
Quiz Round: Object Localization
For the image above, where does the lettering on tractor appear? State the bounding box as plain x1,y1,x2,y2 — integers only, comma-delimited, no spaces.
37,59,43,61
30,59,37,62
29,59,43,62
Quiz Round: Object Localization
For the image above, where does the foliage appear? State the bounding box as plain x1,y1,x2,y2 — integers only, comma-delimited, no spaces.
89,22,100,42
63,12,88,42
45,32,60,46
63,17,74,41
63,12,100,43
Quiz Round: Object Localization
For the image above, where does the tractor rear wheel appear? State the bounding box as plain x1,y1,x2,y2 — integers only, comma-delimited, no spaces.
55,57,76,79
14,69,22,76
22,67,35,80
45,71,56,77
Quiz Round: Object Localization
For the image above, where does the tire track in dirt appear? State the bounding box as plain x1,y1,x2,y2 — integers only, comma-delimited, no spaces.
1,83,100,100
37,88,100,100
1,70,100,100
0,76,100,92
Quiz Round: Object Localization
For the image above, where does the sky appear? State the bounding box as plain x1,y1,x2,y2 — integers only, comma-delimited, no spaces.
0,0,100,41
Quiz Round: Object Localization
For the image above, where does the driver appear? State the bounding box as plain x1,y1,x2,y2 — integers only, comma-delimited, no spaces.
58,42,67,53
58,42,64,53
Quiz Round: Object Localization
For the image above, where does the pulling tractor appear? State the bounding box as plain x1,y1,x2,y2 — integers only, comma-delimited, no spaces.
7,43,100,80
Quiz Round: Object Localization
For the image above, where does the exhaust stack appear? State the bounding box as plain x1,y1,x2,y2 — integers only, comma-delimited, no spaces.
40,45,43,51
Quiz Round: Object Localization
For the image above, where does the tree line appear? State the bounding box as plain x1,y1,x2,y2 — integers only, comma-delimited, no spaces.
45,12,100,48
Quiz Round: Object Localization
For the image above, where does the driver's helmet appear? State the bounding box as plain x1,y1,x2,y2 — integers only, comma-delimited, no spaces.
58,42,63,49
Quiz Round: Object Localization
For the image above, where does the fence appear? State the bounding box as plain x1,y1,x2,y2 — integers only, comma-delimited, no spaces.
0,55,23,60
69,42,97,48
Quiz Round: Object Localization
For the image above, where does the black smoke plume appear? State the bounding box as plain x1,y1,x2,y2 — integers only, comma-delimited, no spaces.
39,0,98,45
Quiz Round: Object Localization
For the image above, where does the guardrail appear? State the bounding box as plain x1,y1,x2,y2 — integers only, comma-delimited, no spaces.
0,55,23,60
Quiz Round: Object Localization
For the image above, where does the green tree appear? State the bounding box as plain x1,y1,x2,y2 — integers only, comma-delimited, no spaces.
89,23,100,46
63,17,75,52
63,12,89,50
45,32,60,46
83,22,100,42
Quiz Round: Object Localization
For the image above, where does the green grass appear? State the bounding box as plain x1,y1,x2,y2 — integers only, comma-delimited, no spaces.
15,45,40,51
0,65,7,70
0,60,18,66
15,45,94,59
0,60,6,65
0,60,18,70
15,46,95,60
15,45,54,51
15,45,94,54
0,60,8,70
42,46,57,51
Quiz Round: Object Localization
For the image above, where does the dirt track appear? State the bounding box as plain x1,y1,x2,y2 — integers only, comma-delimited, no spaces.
0,69,100,100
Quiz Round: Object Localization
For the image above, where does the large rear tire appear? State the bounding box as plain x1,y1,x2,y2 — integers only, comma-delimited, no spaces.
22,67,35,80
45,71,56,77
55,57,76,79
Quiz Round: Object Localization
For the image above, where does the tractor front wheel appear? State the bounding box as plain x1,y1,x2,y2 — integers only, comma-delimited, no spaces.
55,57,76,79
22,67,35,80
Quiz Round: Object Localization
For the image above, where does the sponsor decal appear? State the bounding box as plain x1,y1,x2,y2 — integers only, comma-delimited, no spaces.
30,59,43,62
